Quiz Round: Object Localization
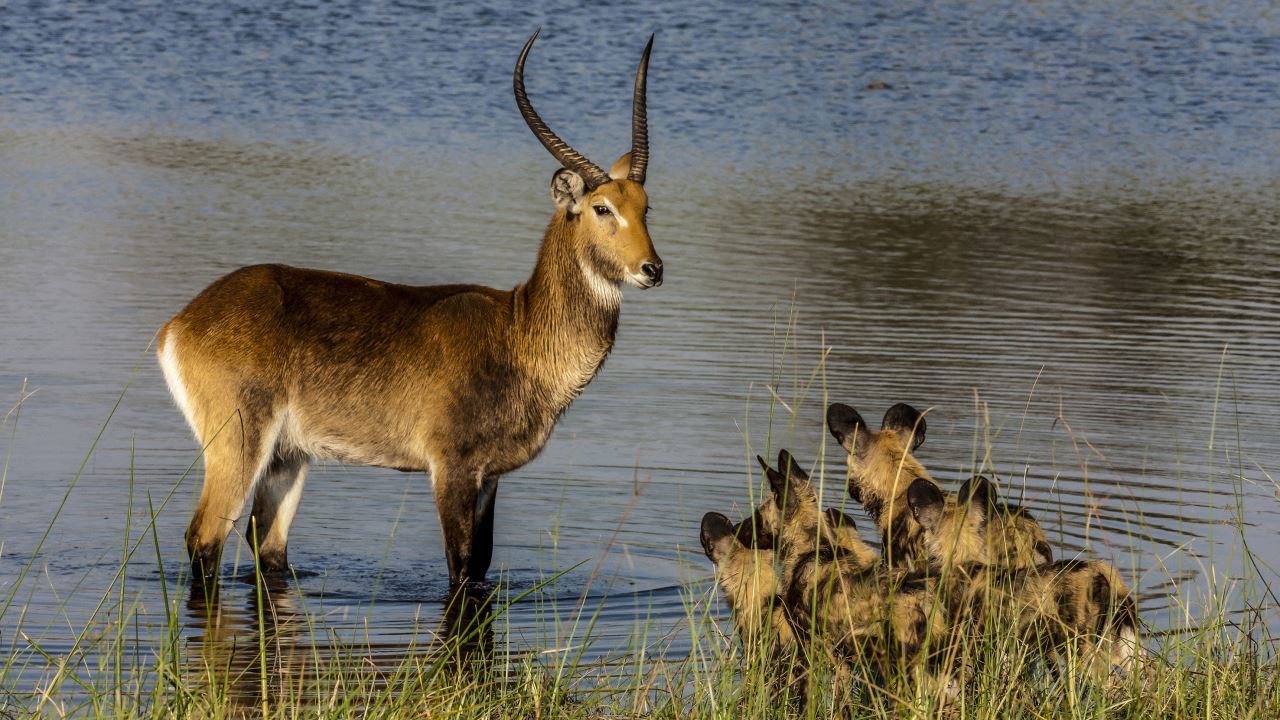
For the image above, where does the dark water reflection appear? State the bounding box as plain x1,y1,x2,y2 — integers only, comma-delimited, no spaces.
3,0,1280,705
180,577,501,710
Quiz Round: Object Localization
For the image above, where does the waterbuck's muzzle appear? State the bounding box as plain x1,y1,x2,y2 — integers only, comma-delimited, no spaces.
638,259,663,288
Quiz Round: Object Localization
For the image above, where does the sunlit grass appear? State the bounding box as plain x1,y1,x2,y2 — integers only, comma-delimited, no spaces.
2,338,1278,719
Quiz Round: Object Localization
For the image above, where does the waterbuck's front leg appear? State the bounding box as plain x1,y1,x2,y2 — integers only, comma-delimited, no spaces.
432,467,498,586
470,475,499,581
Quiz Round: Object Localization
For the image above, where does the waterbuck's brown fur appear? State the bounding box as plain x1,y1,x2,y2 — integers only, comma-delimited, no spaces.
158,32,662,586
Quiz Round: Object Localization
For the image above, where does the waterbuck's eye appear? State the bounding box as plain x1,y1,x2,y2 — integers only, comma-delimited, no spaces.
592,205,612,217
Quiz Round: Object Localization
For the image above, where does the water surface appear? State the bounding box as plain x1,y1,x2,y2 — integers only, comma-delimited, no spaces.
2,0,1279,705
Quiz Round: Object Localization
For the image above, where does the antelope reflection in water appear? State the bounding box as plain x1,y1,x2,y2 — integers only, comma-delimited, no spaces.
183,579,498,709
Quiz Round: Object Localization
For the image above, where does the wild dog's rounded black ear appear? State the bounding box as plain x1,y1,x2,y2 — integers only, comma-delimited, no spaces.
957,475,994,524
958,475,996,507
778,449,809,483
824,507,857,531
758,455,802,514
881,403,926,452
906,478,946,532
700,512,736,561
827,403,869,455
550,168,587,213
733,509,773,551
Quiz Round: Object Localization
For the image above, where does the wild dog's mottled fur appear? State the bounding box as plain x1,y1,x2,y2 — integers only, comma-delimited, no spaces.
907,477,1141,681
759,452,945,690
958,475,1053,569
823,507,879,573
827,402,1053,571
826,403,933,570
701,512,794,653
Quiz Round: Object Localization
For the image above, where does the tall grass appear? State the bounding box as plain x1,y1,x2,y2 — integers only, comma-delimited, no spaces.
1,344,1278,719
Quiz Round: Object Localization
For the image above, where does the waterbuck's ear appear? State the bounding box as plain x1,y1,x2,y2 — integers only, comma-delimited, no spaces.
881,403,926,452
778,449,810,483
907,478,946,532
609,152,634,181
827,403,870,455
758,455,802,515
957,475,994,523
550,168,587,213
700,512,737,562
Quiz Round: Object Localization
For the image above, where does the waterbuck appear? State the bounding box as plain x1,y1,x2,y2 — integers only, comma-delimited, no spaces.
157,31,663,586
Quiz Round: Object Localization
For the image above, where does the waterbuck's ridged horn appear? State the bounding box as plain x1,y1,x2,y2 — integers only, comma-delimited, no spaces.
514,29,610,188
628,34,653,184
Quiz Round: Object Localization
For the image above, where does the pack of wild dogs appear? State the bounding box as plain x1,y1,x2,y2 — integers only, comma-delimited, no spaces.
700,402,1141,704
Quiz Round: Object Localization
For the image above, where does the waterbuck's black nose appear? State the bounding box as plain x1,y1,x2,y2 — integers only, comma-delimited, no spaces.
641,260,663,286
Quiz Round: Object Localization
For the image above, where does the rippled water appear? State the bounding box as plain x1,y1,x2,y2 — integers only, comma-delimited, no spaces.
2,0,1279,707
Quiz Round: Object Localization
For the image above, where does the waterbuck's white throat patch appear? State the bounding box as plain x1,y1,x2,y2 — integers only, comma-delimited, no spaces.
579,256,622,307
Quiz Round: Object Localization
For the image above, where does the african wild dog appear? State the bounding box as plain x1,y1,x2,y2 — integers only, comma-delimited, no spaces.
704,455,878,657
729,453,879,573
758,451,951,696
825,403,932,570
956,475,1052,569
701,512,795,655
827,402,1052,571
906,476,1141,682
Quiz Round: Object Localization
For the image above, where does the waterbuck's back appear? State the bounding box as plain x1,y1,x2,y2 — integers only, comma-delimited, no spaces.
160,263,541,472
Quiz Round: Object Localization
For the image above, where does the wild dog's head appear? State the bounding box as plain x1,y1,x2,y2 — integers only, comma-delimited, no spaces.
906,477,985,568
996,509,1052,568
906,475,1051,569
960,475,1052,568
732,495,781,551
756,450,824,552
700,511,790,646
730,452,875,556
826,403,931,520
906,474,1054,568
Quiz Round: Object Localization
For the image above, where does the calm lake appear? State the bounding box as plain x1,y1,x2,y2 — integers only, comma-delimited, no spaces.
2,0,1279,705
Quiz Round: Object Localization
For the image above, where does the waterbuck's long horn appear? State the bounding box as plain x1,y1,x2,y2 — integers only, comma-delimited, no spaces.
628,34,654,184
514,29,610,188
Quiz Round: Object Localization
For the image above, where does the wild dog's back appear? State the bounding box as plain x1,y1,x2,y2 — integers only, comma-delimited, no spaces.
907,477,1140,681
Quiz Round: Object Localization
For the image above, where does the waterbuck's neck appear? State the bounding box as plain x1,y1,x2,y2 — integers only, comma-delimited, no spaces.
518,210,621,369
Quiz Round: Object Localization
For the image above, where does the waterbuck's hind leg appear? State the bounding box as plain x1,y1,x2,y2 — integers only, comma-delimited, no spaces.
185,395,284,584
432,466,490,586
249,451,309,574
